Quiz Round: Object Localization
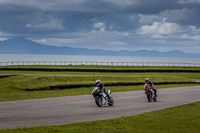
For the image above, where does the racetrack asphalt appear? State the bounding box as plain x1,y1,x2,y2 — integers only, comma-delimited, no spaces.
0,86,200,129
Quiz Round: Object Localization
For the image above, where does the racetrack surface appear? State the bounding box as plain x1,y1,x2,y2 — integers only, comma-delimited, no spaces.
0,86,200,129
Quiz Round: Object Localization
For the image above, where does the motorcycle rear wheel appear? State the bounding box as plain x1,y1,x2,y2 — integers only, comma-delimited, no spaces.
108,96,114,106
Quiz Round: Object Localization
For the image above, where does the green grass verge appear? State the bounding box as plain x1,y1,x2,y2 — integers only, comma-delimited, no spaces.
1,101,199,133
1,74,193,89
0,72,199,102
0,65,200,102
0,83,199,102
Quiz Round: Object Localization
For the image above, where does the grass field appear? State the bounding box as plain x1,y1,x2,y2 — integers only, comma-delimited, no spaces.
0,65,200,102
1,101,199,133
0,65,200,132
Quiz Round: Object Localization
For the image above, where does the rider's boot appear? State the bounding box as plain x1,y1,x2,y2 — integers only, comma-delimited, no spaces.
154,89,157,96
106,93,110,100
104,90,110,100
107,94,110,100
151,89,155,99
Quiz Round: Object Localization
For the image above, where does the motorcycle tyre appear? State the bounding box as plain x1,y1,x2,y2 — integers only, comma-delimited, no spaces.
95,96,102,107
153,95,157,101
147,94,152,102
108,96,114,106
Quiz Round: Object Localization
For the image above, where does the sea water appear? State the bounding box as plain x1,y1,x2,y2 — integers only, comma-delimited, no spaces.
0,54,200,66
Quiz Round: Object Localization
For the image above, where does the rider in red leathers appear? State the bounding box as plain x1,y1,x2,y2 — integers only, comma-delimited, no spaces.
144,78,157,97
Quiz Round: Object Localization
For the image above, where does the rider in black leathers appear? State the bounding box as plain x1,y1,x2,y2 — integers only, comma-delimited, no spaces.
96,80,110,100
145,78,157,97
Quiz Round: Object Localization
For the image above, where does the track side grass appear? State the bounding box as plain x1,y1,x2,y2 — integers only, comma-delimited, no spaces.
0,71,199,102
1,102,200,133
1,70,200,79
0,65,199,102
0,74,194,90
0,84,199,102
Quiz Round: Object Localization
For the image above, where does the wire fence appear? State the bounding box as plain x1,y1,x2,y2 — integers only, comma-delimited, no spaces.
0,61,200,67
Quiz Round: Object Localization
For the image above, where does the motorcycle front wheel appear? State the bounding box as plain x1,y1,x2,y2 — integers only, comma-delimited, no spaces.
95,96,102,107
147,94,152,102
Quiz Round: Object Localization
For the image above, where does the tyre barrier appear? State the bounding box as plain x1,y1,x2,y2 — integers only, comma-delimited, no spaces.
0,68,200,73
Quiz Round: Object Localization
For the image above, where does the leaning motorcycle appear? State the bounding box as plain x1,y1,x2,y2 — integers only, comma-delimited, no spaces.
143,84,157,102
92,87,114,107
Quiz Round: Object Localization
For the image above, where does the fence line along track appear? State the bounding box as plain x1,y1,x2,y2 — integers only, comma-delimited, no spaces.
0,61,200,67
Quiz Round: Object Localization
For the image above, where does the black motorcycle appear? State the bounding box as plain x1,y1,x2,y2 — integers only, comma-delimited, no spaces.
92,87,114,107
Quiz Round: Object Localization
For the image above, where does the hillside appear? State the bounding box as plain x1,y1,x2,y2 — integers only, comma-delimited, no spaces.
0,37,200,57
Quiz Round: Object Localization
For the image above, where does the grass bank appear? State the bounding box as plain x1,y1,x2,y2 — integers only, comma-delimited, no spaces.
0,65,200,101
0,73,199,101
1,84,199,102
1,101,199,133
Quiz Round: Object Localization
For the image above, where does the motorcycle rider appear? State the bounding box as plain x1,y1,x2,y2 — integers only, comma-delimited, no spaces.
96,80,110,100
144,78,157,97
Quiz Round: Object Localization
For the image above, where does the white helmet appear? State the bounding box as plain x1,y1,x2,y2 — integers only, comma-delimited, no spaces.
145,78,149,82
96,80,101,85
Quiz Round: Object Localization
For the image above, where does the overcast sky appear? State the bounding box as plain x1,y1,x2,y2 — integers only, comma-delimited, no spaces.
0,0,200,53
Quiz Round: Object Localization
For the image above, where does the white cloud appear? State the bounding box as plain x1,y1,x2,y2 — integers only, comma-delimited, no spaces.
0,37,8,41
41,39,47,43
109,41,128,46
113,31,130,36
138,21,183,35
0,0,85,11
0,31,10,37
0,31,3,36
92,22,106,33
139,14,159,24
151,34,166,39
188,25,200,34
32,38,83,46
25,24,32,28
122,32,129,36
179,0,200,3
26,17,64,30
180,34,200,40
110,0,135,5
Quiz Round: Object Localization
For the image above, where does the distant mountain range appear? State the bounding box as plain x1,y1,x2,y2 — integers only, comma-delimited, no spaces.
0,37,200,57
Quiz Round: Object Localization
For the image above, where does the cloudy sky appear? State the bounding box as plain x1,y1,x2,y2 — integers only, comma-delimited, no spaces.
0,0,200,53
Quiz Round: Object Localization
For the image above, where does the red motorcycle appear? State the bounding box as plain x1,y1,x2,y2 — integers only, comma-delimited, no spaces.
143,84,157,102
